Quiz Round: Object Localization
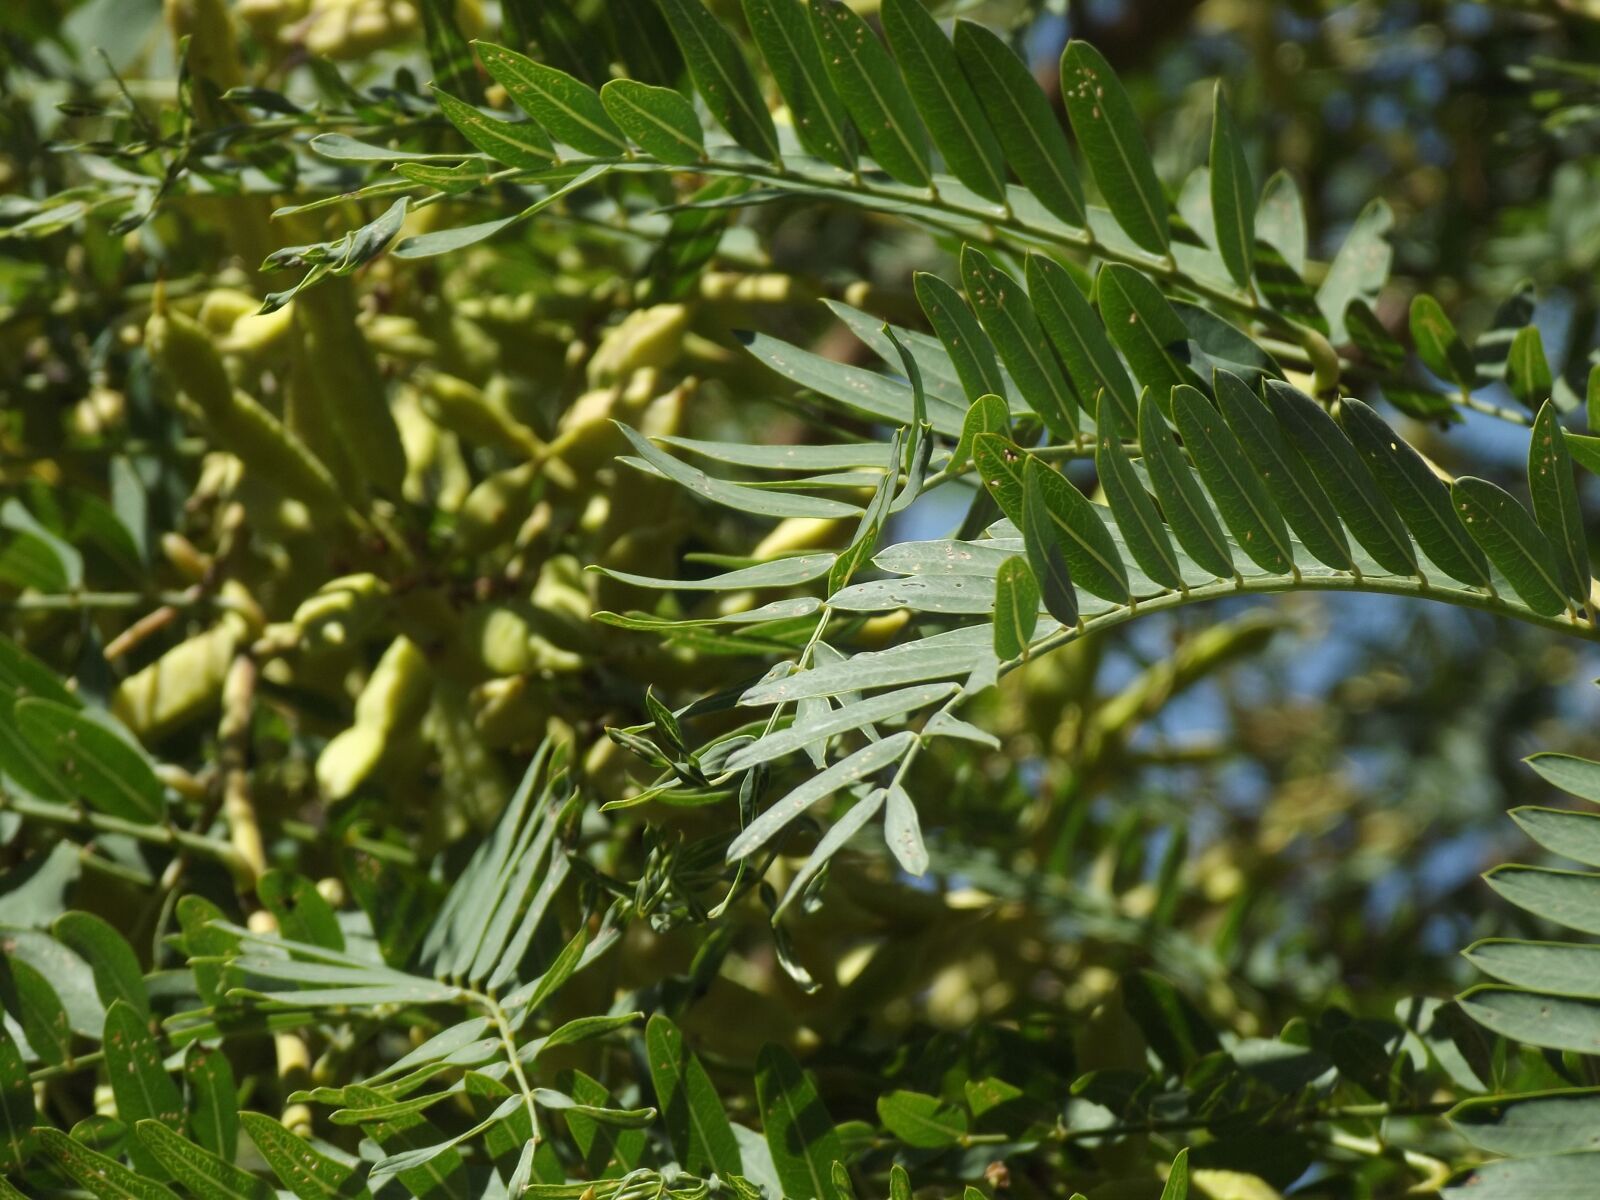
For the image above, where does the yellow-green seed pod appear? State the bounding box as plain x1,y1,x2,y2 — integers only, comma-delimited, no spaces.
418,370,540,457
462,603,539,676
454,460,539,557
112,584,256,739
291,572,390,651
316,635,432,801
587,304,689,387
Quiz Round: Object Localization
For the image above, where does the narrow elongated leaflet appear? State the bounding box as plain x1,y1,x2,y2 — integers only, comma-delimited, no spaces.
1161,1147,1191,1200
879,1090,969,1148
1316,198,1393,343
756,1043,845,1200
742,0,854,169
915,271,1007,403
645,1014,742,1178
953,20,1086,225
883,784,928,875
954,393,1010,473
15,698,164,823
137,1120,274,1200
0,1027,32,1172
1095,396,1183,589
1451,477,1568,615
777,787,887,914
1208,83,1255,289
882,0,1007,203
1337,397,1488,585
993,557,1039,660
1410,294,1478,390
728,682,957,770
1214,369,1352,571
811,0,930,187
1344,299,1405,373
972,432,1027,527
241,1111,360,1200
1256,168,1307,271
727,732,916,861
616,423,861,518
655,0,779,161
474,44,626,155
1024,457,1128,602
259,869,344,950
183,1044,237,1163
961,245,1077,437
104,999,185,1178
1096,264,1203,402
1170,384,1293,574
1138,389,1235,579
54,910,150,1016
1528,400,1591,607
37,1126,180,1200
830,428,903,591
599,79,704,164
1060,40,1170,254
432,88,556,168
1027,253,1137,428
1507,324,1553,409
1263,380,1417,575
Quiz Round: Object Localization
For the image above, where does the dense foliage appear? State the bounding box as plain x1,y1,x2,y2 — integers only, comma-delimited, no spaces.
6,2,1600,1198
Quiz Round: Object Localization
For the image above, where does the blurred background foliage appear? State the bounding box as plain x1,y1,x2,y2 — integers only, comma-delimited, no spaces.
5,2,1600,1198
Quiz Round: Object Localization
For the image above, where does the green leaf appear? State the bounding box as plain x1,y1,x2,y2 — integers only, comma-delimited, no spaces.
953,20,1085,226
184,1044,238,1163
1589,362,1600,431
240,1111,365,1200
1095,396,1183,590
1161,1147,1190,1200
756,1044,844,1200
1264,380,1417,576
876,1090,968,1148
1138,390,1234,580
1458,985,1600,1054
136,1120,272,1200
829,428,902,592
811,0,929,187
645,1015,743,1179
1529,400,1591,607
597,552,837,592
15,699,164,823
474,43,627,156
961,244,1077,437
1486,864,1600,933
915,271,1007,406
972,432,1027,528
1452,477,1568,614
1337,397,1489,586
0,954,71,1067
882,0,1006,203
1465,939,1600,999
1345,299,1406,373
883,784,927,876
1316,198,1392,344
777,787,887,915
36,1125,180,1200
727,682,957,771
53,910,149,1018
1021,465,1076,626
1255,168,1306,272
741,0,854,170
0,1026,33,1173
1508,325,1554,409
1025,455,1129,601
599,78,705,164
176,895,235,1008
1096,264,1203,401
1171,384,1293,574
337,1084,468,1200
1122,969,1221,1074
726,732,917,860
1027,253,1137,428
105,999,185,1175
740,330,964,435
1215,369,1352,572
1410,294,1478,391
1513,805,1600,868
1060,40,1169,254
0,634,78,707
258,870,345,952
617,423,862,518
655,0,779,160
1450,1089,1600,1157
993,557,1039,660
432,87,556,169
1208,84,1254,289
954,394,1010,476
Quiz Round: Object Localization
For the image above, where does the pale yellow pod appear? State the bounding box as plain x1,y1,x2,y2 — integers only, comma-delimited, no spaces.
316,634,432,801
418,370,540,457
291,573,391,651
587,304,689,387
112,606,249,739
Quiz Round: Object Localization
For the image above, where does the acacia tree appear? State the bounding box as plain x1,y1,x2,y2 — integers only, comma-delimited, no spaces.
4,2,1600,1198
